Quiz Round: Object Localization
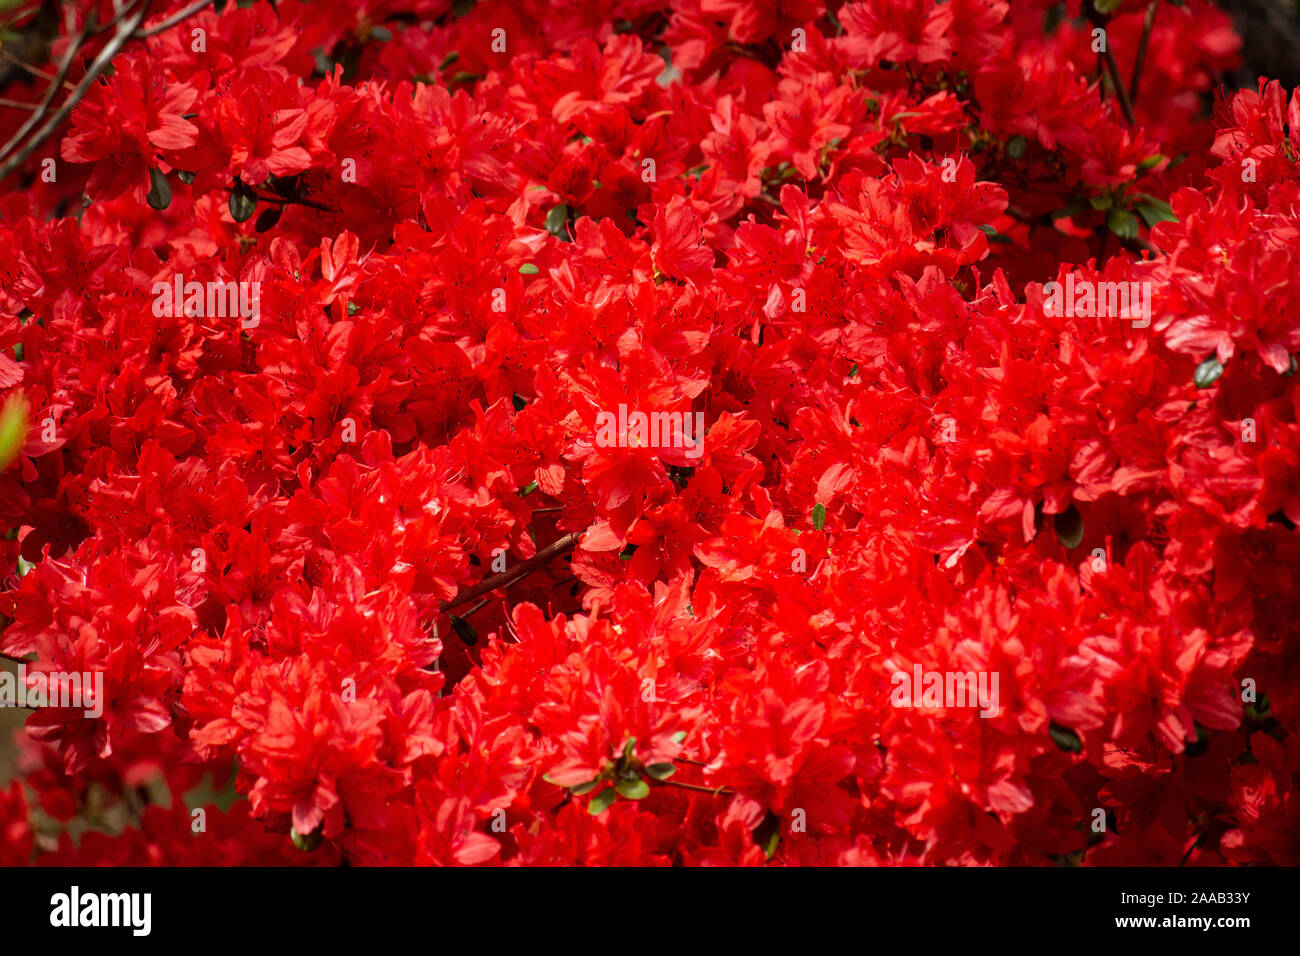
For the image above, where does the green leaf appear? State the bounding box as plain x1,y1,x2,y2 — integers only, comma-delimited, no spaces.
1135,202,1176,229
519,263,540,275
1194,356,1224,389
671,731,687,744
1134,193,1177,229
16,555,34,578
177,170,195,185
146,167,172,211
1094,0,1124,12
615,777,650,800
1136,153,1165,173
587,786,617,815
449,614,478,646
291,826,323,852
645,762,676,780
1285,355,1297,377
1106,206,1138,240
1051,197,1087,220
1054,504,1084,550
254,204,283,233
1005,135,1027,159
1089,194,1113,211
439,51,460,70
569,778,600,796
812,503,826,530
519,479,538,495
752,812,781,860
545,203,570,239
0,393,28,473
229,181,257,223
1049,722,1083,754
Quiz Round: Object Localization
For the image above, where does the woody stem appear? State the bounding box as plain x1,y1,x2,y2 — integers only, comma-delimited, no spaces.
441,532,579,613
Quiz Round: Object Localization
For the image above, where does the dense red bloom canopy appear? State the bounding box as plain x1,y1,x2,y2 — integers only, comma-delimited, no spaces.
0,0,1296,867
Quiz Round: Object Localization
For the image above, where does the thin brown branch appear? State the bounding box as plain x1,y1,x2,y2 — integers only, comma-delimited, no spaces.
135,0,214,39
661,779,735,797
1101,48,1135,125
1129,1,1157,106
0,49,75,91
0,12,95,167
441,533,579,613
0,2,151,182
0,98,39,111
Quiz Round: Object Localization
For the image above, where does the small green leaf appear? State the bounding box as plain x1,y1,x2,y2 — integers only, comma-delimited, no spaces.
1049,722,1083,753
752,812,781,860
1051,197,1087,220
254,204,283,233
439,51,460,70
812,503,826,530
16,555,34,577
1094,0,1124,13
449,614,478,646
1194,356,1224,389
146,167,172,210
229,181,257,223
1106,206,1138,240
1054,504,1084,550
1284,355,1297,377
545,203,570,239
569,778,600,796
519,263,540,275
671,731,687,744
615,777,650,800
176,170,196,185
1135,202,1176,229
645,762,676,780
519,479,538,495
1136,153,1165,173
1005,135,1027,159
291,826,323,851
1089,194,1113,211
0,393,29,473
588,786,617,815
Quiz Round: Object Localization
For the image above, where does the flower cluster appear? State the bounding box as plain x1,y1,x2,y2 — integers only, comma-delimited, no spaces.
0,0,1296,865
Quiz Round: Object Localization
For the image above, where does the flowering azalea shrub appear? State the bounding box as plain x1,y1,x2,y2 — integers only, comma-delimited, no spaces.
0,0,1297,866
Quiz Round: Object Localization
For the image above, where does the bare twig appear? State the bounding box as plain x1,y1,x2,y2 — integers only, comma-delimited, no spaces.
441,533,579,613
1130,1,1157,106
135,0,214,39
1101,49,1136,125
0,97,40,111
0,49,75,91
0,12,95,167
0,1,151,182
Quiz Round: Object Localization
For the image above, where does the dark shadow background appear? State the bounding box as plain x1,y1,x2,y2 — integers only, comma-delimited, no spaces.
1221,0,1300,89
